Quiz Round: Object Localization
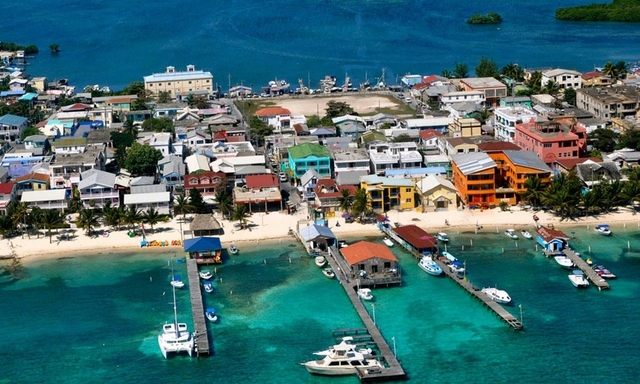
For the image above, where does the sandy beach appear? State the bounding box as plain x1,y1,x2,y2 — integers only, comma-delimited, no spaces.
272,94,403,116
3,204,640,264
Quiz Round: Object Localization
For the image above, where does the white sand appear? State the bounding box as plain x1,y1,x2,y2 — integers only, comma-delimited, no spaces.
2,204,639,264
269,94,402,116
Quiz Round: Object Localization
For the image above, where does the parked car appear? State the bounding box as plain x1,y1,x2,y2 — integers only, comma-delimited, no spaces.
279,172,288,182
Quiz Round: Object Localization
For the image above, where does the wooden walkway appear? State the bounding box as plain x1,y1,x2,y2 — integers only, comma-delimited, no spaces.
186,259,211,356
545,249,610,290
432,257,523,330
325,247,406,382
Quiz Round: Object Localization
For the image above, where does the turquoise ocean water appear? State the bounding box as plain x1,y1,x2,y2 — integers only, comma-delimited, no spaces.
2,223,640,383
2,1,640,90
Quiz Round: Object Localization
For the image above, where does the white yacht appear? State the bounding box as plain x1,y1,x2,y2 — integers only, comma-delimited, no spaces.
357,288,374,301
481,287,512,304
302,338,383,376
313,337,372,356
158,284,194,358
418,256,443,276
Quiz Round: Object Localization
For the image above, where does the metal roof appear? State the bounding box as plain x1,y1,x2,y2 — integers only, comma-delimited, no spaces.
502,150,552,172
451,153,496,175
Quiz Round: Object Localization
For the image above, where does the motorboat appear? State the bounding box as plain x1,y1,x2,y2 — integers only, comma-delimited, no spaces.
441,251,457,263
313,337,372,357
521,229,533,239
382,237,394,247
302,337,383,376
315,256,327,267
568,270,590,288
199,270,213,280
357,288,374,301
435,232,450,243
481,287,512,304
229,243,239,254
505,229,518,239
203,280,214,293
158,282,194,358
322,268,335,279
418,256,443,276
593,265,616,279
171,276,185,289
338,240,348,248
205,308,218,323
594,224,612,236
554,255,574,269
448,260,465,275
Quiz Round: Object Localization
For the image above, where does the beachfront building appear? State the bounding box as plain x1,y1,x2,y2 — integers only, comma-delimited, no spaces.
368,142,423,176
417,174,458,212
13,172,50,196
183,236,223,264
391,224,439,256
0,114,28,141
360,174,417,213
312,179,356,219
298,224,338,252
448,117,482,138
0,182,16,215
189,215,223,237
210,155,267,186
451,152,497,207
493,106,537,143
21,189,68,211
459,77,507,107
232,174,282,213
541,68,582,89
339,241,401,287
144,65,214,98
255,107,293,134
515,118,587,164
576,86,640,120
184,170,226,200
574,159,621,190
123,189,171,215
486,150,552,205
535,226,570,253
299,168,321,200
287,143,332,181
78,169,119,209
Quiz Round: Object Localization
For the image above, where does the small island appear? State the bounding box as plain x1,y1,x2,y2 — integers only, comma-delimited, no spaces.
556,0,640,22
466,12,503,25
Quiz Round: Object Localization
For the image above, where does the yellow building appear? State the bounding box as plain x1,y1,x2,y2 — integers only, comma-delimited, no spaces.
360,175,416,213
144,65,213,98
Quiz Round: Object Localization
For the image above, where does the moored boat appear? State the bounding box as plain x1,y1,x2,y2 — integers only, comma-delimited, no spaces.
302,337,383,376
171,276,185,289
593,265,616,279
435,232,450,243
441,251,457,263
229,243,239,254
554,255,574,269
199,270,213,280
521,229,533,239
322,268,335,279
158,269,194,358
568,270,590,288
357,288,374,301
594,224,612,236
418,256,443,276
203,280,213,293
315,256,327,267
383,237,394,247
205,307,218,323
481,287,512,304
505,229,518,239
313,337,372,356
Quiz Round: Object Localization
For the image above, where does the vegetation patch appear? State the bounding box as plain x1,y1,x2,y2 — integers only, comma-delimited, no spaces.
556,0,640,22
466,12,502,25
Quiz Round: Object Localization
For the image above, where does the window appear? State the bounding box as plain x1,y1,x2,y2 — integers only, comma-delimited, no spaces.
167,82,171,86
544,143,552,148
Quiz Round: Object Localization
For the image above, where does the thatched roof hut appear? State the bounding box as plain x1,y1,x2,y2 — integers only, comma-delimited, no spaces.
190,214,223,236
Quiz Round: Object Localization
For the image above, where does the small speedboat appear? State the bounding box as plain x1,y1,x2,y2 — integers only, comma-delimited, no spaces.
199,270,213,280
418,256,443,276
229,243,239,254
505,229,518,239
435,232,450,243
357,288,374,301
322,268,335,279
338,240,348,248
441,251,457,263
593,265,616,279
569,270,589,288
521,229,532,239
448,260,465,275
171,277,185,289
203,281,214,293
554,255,574,269
315,256,327,267
481,287,512,304
382,237,394,247
205,308,218,322
594,224,612,236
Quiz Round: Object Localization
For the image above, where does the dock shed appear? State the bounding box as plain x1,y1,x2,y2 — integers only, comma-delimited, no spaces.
183,236,223,264
340,241,402,287
392,225,439,256
299,224,337,252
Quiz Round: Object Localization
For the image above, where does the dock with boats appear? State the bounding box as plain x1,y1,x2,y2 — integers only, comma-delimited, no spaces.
186,258,211,356
544,248,610,290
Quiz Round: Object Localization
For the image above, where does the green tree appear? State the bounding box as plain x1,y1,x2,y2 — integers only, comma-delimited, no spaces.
452,62,469,79
231,204,250,230
325,100,355,118
588,128,618,152
520,176,547,208
441,69,452,78
0,215,15,238
173,193,195,220
141,207,162,233
157,91,172,104
141,118,173,133
77,208,101,236
28,206,43,238
525,71,543,92
352,188,371,220
121,81,146,97
49,44,60,53
188,187,208,214
123,142,163,177
337,189,354,215
214,189,233,219
122,119,138,138
563,88,577,106
10,201,30,238
186,94,209,109
392,134,415,143
41,210,64,244
123,205,142,230
475,57,500,78
102,201,122,230
501,63,525,82
21,127,41,140
306,115,322,128
67,187,83,213
617,127,640,150
248,115,273,147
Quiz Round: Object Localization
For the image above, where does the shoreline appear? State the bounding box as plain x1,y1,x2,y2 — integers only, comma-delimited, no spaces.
2,205,639,266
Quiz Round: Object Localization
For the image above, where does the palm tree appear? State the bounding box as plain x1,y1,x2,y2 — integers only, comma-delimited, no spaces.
352,189,371,220
501,62,525,82
102,201,122,230
173,193,195,220
77,208,101,236
214,189,233,219
141,207,161,233
337,189,354,215
231,204,250,230
542,80,560,96
123,118,138,138
41,210,64,244
452,62,469,79
601,61,618,81
525,71,542,92
0,214,15,239
10,201,30,238
520,176,547,208
123,204,142,230
622,180,640,212
29,206,44,238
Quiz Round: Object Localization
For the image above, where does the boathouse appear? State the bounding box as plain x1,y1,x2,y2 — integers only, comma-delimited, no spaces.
340,241,402,287
298,224,337,252
183,236,223,264
535,226,570,252
392,224,439,256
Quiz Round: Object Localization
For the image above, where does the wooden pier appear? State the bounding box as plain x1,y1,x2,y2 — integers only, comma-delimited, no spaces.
186,258,211,356
325,247,406,382
432,257,524,330
544,249,610,290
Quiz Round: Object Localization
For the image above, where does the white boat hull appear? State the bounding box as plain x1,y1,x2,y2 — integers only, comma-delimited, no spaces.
383,238,393,247
418,257,443,276
481,287,511,304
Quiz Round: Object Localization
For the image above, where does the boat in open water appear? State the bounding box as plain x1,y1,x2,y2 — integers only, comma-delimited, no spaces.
521,229,533,239
594,224,612,236
505,229,519,239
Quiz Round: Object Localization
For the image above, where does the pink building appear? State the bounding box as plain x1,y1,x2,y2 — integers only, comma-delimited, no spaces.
515,118,587,165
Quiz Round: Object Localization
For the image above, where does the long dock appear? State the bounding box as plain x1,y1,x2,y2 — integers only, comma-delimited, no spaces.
432,257,523,330
325,247,406,382
186,258,211,356
545,249,610,290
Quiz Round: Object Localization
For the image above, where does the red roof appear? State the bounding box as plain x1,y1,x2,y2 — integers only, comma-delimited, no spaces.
536,226,570,242
554,157,602,170
413,82,430,91
392,225,437,249
213,131,226,141
14,173,50,183
477,141,522,152
422,75,439,84
0,183,15,194
419,129,443,140
256,107,291,117
581,71,603,80
340,241,398,265
245,174,279,189
63,103,93,112
226,135,246,142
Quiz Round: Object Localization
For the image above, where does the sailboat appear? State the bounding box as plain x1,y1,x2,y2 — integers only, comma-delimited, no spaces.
169,258,185,288
158,259,194,358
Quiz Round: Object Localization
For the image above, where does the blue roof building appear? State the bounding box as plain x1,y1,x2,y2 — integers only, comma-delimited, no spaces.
0,114,29,141
183,236,223,264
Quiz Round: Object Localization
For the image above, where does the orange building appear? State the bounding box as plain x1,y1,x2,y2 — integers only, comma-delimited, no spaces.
451,152,497,206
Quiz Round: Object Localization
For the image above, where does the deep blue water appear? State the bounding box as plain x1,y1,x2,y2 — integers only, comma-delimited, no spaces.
2,224,640,383
2,1,640,91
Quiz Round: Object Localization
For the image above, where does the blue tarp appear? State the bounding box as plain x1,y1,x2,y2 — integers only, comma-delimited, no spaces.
183,237,222,252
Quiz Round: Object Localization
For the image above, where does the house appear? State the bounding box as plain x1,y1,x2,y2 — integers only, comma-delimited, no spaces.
417,174,458,212
0,182,16,215
459,77,507,107
365,113,398,130
368,142,423,176
13,172,50,196
309,126,337,144
440,90,485,107
451,152,497,206
535,226,570,253
256,107,293,134
576,86,640,120
293,123,310,136
232,174,281,212
123,190,171,215
335,170,368,188
183,236,223,264
339,241,401,287
0,114,28,141
606,150,640,169
144,65,214,97
210,155,267,185
158,155,186,192
53,137,87,155
574,159,621,189
1,151,50,179
499,96,532,108
78,169,119,209
493,106,537,143
313,179,356,219
581,71,612,87
360,174,417,213
332,115,366,138
402,117,454,132
298,224,337,252
444,101,484,119
287,143,332,180
138,132,173,156
392,224,439,256
23,135,52,155
299,168,322,200
42,119,73,137
93,95,138,112
332,148,371,176
439,137,479,157
541,68,582,89
448,117,482,138
419,130,443,154
515,118,587,164
184,170,226,199
49,147,106,189
184,154,211,174
21,189,68,211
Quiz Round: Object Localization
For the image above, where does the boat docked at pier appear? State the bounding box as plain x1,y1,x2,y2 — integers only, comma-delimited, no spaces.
205,308,218,323
554,255,574,269
357,288,374,301
435,232,450,243
322,268,335,279
594,224,612,236
158,281,194,358
521,229,533,239
383,237,394,247
418,256,443,276
505,229,518,239
568,270,590,288
315,256,327,267
481,287,512,304
312,337,372,357
203,280,214,293
302,337,383,376
199,270,213,280
593,265,616,279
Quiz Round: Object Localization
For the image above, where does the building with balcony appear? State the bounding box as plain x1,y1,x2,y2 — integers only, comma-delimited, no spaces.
440,90,485,107
487,150,552,205
144,65,213,97
13,172,50,196
184,171,226,198
360,174,416,213
78,169,119,209
0,114,28,141
368,142,423,176
332,148,370,177
459,77,507,107
0,182,16,215
541,68,582,89
287,143,332,180
576,86,640,120
256,107,293,134
451,152,496,206
233,174,282,213
515,118,587,165
493,106,537,143
21,189,68,211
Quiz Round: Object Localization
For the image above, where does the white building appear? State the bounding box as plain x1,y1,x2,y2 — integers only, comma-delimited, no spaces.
440,90,485,107
541,68,582,89
21,189,68,211
144,65,214,98
368,142,423,175
332,148,371,176
493,106,537,143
